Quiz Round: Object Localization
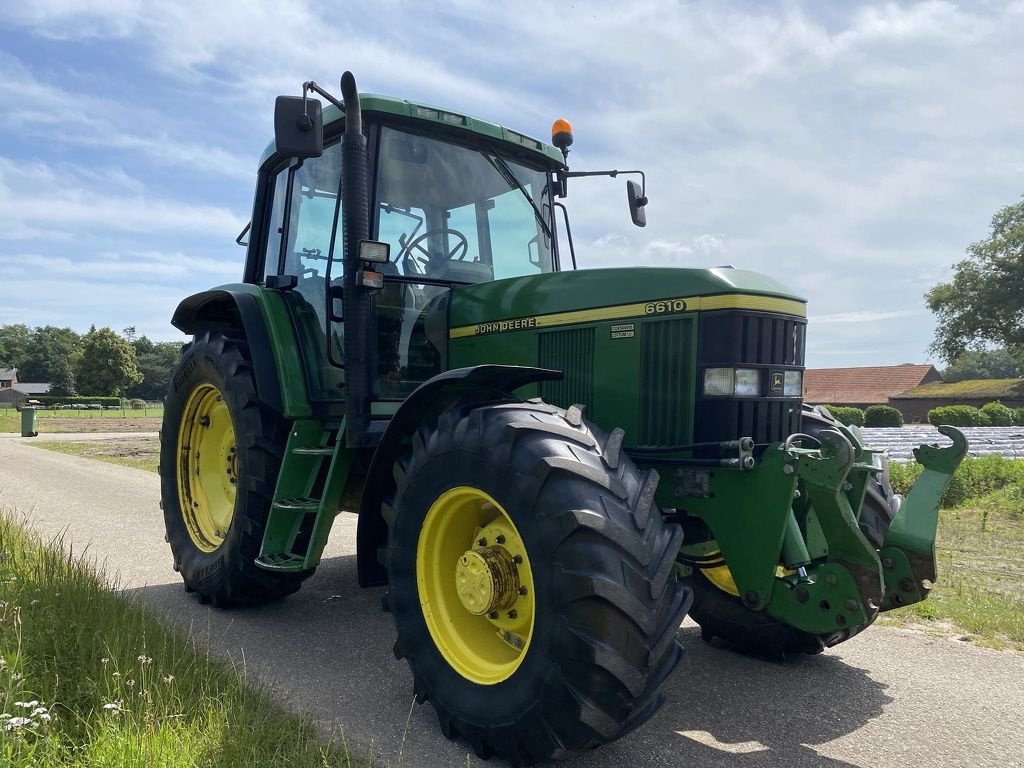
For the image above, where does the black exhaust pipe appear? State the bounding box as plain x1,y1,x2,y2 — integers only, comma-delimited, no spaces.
340,71,372,447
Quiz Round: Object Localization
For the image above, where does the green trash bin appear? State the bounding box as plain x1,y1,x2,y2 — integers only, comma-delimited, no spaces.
21,406,38,437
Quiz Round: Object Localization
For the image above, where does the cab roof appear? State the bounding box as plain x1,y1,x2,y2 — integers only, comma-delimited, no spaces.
259,92,565,169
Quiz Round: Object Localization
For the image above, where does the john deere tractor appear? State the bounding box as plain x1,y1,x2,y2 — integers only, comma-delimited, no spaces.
160,72,966,765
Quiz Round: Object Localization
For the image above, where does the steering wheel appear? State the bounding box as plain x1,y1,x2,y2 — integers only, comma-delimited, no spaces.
399,227,469,276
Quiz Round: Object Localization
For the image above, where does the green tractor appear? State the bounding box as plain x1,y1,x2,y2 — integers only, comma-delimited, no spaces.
160,72,966,765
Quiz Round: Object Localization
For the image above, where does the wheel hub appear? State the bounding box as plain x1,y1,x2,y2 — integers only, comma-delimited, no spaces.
455,546,520,616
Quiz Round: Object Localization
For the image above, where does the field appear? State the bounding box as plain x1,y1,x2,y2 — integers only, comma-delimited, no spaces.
0,407,163,434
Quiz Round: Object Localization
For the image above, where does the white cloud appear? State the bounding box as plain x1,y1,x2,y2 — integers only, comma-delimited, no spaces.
0,158,245,240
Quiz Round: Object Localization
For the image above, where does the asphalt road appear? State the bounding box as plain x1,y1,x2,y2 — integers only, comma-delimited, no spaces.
1,434,1022,768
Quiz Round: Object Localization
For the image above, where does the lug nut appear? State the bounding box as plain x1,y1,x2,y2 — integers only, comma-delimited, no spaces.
513,555,523,564
507,610,518,619
478,538,487,547
488,611,499,619
495,535,506,544
845,599,859,612
518,586,528,596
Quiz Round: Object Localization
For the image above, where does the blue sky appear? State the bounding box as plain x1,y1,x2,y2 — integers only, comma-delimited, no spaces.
0,1,1021,368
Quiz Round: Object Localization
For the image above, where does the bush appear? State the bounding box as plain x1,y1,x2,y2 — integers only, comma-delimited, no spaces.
887,454,1024,508
820,404,865,426
864,405,903,427
1015,407,1024,427
129,398,146,409
928,405,989,427
980,401,1015,427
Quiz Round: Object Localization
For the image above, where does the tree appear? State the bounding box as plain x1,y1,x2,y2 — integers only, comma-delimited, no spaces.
0,324,31,369
76,327,143,396
126,336,182,400
19,326,82,382
927,196,1024,363
48,356,78,397
941,348,1024,381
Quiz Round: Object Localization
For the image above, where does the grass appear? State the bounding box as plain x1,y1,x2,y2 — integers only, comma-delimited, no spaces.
0,510,360,767
31,439,159,473
879,483,1024,650
0,409,163,434
898,378,1024,398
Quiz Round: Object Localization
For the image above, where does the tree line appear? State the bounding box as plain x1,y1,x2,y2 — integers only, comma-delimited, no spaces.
0,324,181,400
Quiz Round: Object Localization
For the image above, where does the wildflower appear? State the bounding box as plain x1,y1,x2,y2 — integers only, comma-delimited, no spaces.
30,706,48,717
138,655,153,666
14,700,39,709
162,674,175,684
29,599,40,607
126,678,136,688
111,671,121,678
4,716,34,731
102,701,124,715
100,657,109,666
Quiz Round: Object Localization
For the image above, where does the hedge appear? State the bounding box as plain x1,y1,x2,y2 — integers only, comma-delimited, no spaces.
1016,407,1024,427
820,405,865,426
864,405,903,427
927,405,989,427
34,395,122,407
980,401,1015,427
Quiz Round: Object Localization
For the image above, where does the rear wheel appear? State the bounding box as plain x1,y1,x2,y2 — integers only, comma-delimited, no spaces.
682,406,898,657
384,400,691,765
160,330,313,606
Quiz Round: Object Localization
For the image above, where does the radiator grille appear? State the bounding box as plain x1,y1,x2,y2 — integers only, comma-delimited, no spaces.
695,311,806,446
538,328,595,410
638,318,694,445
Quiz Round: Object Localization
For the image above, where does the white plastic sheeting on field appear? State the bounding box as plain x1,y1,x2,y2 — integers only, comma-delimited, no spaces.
858,426,1024,461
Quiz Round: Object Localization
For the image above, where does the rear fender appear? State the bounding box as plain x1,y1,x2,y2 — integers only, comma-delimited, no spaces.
356,365,562,587
172,288,284,413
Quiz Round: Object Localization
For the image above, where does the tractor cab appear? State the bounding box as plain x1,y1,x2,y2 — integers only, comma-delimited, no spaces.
252,92,563,406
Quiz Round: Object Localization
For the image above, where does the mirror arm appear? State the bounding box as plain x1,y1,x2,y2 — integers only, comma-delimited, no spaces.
564,168,646,197
302,80,345,113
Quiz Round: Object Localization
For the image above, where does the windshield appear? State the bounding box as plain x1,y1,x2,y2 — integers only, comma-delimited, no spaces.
375,126,555,282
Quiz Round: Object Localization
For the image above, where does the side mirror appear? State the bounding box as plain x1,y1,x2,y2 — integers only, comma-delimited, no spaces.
626,180,647,228
274,96,323,158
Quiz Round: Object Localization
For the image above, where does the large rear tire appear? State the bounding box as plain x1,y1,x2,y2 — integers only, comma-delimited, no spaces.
682,406,898,657
159,330,313,606
384,400,691,765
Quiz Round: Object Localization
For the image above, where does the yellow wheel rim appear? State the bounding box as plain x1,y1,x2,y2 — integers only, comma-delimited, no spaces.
416,487,535,685
701,550,796,598
176,383,237,553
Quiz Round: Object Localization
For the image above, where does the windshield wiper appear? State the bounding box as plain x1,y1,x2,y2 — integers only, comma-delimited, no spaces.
484,150,553,242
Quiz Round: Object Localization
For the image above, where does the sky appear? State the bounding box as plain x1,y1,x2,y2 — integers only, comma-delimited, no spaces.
0,0,1021,369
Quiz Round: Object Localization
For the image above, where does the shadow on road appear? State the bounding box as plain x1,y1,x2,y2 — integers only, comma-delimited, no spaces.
126,552,892,767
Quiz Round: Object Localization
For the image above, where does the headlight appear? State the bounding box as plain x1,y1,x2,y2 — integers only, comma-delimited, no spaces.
703,368,735,396
783,370,802,396
704,368,761,397
734,369,761,396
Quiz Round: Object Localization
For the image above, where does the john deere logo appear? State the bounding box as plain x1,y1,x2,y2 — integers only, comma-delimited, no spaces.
770,372,784,393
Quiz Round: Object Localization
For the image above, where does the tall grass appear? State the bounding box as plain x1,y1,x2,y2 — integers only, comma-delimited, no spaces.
888,454,1024,509
0,511,355,767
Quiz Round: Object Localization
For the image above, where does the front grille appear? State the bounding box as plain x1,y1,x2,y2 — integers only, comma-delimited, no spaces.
695,310,806,446
538,328,595,411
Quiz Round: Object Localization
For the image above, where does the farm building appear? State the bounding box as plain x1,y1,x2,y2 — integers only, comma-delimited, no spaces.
803,364,942,410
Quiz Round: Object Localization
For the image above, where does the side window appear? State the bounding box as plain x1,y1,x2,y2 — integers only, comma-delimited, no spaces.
269,143,346,400
263,169,290,280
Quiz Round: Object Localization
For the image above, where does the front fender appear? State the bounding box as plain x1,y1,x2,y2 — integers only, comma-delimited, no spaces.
356,364,562,587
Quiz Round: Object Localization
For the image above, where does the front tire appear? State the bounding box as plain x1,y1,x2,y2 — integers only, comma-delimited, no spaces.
160,330,312,606
385,400,691,765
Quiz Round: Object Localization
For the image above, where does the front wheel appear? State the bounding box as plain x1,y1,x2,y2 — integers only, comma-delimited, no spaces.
384,401,691,765
159,330,313,606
